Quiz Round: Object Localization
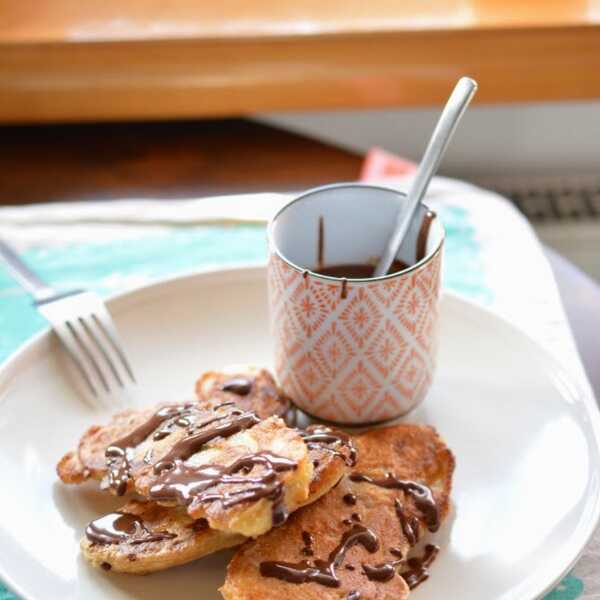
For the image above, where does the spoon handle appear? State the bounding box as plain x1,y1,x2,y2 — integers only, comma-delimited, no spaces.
373,77,478,277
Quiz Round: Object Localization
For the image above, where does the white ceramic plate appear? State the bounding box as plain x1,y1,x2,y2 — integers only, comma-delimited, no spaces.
1,265,599,600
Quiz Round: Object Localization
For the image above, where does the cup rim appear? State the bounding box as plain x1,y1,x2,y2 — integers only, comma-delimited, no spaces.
267,182,445,283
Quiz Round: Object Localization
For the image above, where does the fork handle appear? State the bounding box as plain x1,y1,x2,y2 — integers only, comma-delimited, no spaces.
0,240,56,302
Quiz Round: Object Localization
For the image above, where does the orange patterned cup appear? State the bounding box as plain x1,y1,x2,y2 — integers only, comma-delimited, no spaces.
267,183,444,424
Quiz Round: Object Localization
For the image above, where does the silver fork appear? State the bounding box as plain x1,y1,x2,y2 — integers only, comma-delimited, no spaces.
0,240,135,404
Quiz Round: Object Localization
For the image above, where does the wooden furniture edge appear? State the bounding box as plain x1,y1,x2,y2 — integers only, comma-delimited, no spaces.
1,24,600,122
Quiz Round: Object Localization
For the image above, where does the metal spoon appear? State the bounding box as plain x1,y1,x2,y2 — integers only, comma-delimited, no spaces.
373,76,478,277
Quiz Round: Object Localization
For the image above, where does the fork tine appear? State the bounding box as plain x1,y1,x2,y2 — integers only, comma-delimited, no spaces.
78,316,124,388
92,311,136,384
65,321,111,394
51,325,99,399
37,290,134,403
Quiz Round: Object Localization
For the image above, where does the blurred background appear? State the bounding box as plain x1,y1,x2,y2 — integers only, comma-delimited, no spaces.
1,0,599,278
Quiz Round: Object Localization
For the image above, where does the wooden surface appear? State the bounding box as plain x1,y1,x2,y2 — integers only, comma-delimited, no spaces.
0,120,362,204
4,1,600,43
2,1,600,123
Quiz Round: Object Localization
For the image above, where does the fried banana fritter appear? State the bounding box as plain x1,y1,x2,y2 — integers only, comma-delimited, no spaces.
81,428,353,574
81,500,245,574
57,368,289,490
196,367,289,419
133,416,313,537
221,424,454,600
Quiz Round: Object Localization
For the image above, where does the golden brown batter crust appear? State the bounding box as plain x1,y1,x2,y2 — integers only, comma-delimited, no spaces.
81,436,349,574
81,500,245,574
57,368,289,489
133,416,312,537
196,367,290,419
221,424,454,600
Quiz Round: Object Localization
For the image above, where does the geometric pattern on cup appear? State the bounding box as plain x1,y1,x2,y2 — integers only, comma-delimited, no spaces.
268,246,442,424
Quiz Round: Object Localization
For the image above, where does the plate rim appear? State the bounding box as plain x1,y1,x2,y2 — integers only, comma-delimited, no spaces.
0,262,599,600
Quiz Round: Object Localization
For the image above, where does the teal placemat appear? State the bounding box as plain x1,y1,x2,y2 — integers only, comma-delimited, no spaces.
0,211,580,599
0,208,487,364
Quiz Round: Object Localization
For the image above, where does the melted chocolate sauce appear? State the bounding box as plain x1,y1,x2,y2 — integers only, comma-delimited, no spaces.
149,452,297,526
313,208,435,290
260,524,379,587
104,403,197,495
400,544,439,590
213,400,237,409
361,538,409,583
341,278,348,300
104,446,132,497
153,411,261,474
188,518,209,532
258,468,441,592
350,472,439,532
86,512,176,546
117,404,195,450
152,429,172,442
315,260,409,280
299,427,357,467
105,401,262,497
317,216,325,272
394,498,420,546
301,531,314,556
221,378,253,396
153,410,233,443
362,560,400,583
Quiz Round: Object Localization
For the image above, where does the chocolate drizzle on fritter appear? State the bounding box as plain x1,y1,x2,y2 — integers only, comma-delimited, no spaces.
299,426,357,467
104,394,305,528
213,400,237,410
104,398,267,501
152,410,260,473
394,498,420,546
221,377,253,396
149,452,297,526
343,493,357,506
260,524,379,587
105,445,133,497
400,544,439,589
349,472,440,532
301,531,314,556
152,406,200,441
85,512,176,546
360,545,406,583
342,513,361,526
187,518,209,532
362,560,401,583
104,403,198,495
118,404,195,449
259,466,441,591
